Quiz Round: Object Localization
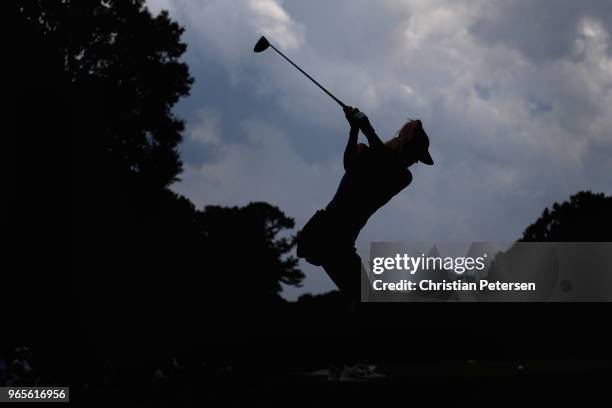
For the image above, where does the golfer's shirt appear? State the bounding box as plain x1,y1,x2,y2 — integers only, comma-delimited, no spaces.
326,146,412,242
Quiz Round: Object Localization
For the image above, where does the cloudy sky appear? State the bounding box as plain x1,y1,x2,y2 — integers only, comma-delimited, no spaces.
146,0,612,299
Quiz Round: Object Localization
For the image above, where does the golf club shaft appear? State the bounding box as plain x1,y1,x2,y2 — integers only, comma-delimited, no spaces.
269,44,346,109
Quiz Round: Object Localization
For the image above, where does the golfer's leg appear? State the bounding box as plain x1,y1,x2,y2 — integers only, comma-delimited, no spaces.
322,246,362,303
321,248,363,368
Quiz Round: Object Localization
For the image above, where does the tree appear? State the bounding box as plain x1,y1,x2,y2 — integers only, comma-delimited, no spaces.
520,191,612,242
199,202,304,304
14,0,307,384
18,0,193,187
13,1,198,374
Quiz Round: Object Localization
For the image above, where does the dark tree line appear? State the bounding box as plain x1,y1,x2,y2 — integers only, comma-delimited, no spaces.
12,0,304,382
520,191,612,242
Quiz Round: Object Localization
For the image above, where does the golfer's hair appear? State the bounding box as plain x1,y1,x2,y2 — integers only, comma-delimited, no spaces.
385,119,425,159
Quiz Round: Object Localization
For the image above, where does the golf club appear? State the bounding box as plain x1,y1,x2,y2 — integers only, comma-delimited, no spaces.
254,36,347,109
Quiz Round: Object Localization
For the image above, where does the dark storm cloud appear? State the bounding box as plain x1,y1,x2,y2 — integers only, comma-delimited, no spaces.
474,82,493,100
470,0,612,62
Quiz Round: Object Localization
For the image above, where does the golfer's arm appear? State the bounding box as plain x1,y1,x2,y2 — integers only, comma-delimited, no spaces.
362,126,385,152
343,128,359,171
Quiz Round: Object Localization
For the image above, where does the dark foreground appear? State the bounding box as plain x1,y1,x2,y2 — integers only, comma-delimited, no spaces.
68,359,609,407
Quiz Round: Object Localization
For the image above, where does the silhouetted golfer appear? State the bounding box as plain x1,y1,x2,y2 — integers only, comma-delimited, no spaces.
297,107,433,301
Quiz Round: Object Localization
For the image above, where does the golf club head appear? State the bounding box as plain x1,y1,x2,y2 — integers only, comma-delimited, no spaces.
253,36,270,53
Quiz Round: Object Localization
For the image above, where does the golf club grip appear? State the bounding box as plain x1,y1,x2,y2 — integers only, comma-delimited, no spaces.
269,44,346,108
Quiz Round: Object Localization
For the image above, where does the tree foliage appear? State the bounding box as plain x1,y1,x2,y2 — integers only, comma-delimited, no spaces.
18,0,193,187
520,191,612,242
13,0,304,364
201,202,304,300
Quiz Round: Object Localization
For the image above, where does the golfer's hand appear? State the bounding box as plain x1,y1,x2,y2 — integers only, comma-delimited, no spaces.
357,112,373,133
343,106,361,130
344,106,373,133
